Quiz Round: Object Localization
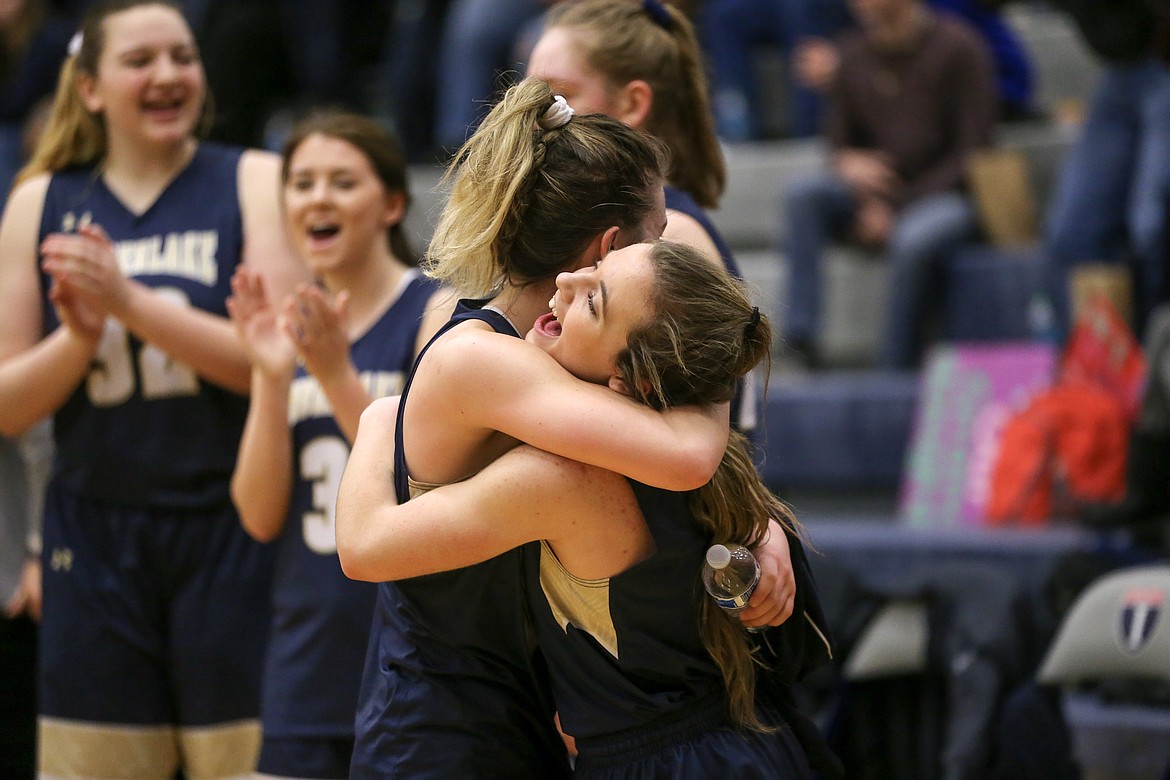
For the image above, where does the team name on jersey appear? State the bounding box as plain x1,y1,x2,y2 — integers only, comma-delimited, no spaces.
288,370,406,425
114,230,220,285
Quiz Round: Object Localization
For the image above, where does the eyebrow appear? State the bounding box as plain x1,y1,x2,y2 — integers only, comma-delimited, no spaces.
598,279,608,320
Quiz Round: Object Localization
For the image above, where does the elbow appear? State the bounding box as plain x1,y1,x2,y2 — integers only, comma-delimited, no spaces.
674,447,723,491
232,487,282,543
338,553,373,582
242,519,280,544
0,417,29,439
0,409,40,439
335,506,375,582
236,508,281,543
336,538,380,582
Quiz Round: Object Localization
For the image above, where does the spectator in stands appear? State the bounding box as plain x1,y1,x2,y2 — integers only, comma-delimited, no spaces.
699,0,852,140
777,0,997,369
431,0,545,156
1025,0,1170,341
701,0,1032,141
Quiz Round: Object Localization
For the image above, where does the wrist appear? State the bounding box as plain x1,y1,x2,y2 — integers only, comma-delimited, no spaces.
108,278,144,322
313,359,359,394
253,365,294,392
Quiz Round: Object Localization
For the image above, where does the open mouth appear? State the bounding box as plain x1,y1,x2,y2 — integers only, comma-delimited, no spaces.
143,96,185,116
534,312,562,337
308,223,340,240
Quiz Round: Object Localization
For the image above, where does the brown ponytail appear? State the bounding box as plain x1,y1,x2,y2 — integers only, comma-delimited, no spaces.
616,239,800,731
543,0,726,209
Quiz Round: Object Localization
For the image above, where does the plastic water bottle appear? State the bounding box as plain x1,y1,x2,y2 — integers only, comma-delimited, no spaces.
702,543,761,625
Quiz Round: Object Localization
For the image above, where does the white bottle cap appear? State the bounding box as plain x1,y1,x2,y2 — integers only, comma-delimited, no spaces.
706,544,731,569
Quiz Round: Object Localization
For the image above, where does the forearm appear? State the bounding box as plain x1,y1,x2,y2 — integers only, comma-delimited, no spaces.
118,281,252,394
316,363,373,446
522,403,728,490
231,371,292,541
0,327,95,437
339,429,555,582
336,398,400,580
509,376,730,490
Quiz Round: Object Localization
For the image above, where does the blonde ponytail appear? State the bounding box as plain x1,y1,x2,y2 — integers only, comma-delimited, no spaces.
424,76,666,297
16,55,105,184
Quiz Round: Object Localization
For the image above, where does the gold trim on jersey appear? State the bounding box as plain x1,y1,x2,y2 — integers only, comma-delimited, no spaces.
407,476,443,498
538,540,619,658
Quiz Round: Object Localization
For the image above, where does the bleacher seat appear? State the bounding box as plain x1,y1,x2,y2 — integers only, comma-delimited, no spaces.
945,244,1046,342
1037,564,1170,780
757,370,919,494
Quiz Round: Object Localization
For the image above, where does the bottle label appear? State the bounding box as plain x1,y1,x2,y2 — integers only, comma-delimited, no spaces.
713,581,757,611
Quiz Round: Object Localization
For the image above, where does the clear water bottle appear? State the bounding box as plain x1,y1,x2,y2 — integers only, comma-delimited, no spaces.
702,543,761,624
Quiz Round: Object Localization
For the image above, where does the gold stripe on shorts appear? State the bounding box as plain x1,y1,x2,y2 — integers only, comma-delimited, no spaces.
39,716,179,780
178,719,262,780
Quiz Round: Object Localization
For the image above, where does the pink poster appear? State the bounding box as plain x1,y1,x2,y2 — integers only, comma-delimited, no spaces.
899,342,1056,528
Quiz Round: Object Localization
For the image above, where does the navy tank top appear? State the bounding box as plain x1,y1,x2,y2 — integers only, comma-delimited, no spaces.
263,272,437,739
351,298,571,779
665,185,742,279
525,480,726,740
38,143,247,509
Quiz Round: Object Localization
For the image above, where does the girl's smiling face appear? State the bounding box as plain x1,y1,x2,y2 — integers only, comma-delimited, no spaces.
78,4,205,147
283,133,403,275
526,26,620,119
528,242,656,387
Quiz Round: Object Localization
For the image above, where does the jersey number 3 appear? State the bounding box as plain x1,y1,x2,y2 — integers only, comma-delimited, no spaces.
301,434,349,555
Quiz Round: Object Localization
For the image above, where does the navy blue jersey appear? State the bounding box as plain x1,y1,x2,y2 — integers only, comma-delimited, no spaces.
351,299,571,779
665,186,757,434
262,272,437,741
526,481,832,776
526,481,724,740
38,143,247,510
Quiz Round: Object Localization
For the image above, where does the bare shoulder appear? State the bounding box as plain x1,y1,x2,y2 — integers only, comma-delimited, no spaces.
236,149,282,212
0,174,51,354
664,209,723,270
2,173,50,227
0,173,50,267
238,148,281,182
428,319,536,372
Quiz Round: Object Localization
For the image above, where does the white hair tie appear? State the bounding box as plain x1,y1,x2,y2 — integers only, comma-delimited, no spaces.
68,32,83,58
538,95,574,130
